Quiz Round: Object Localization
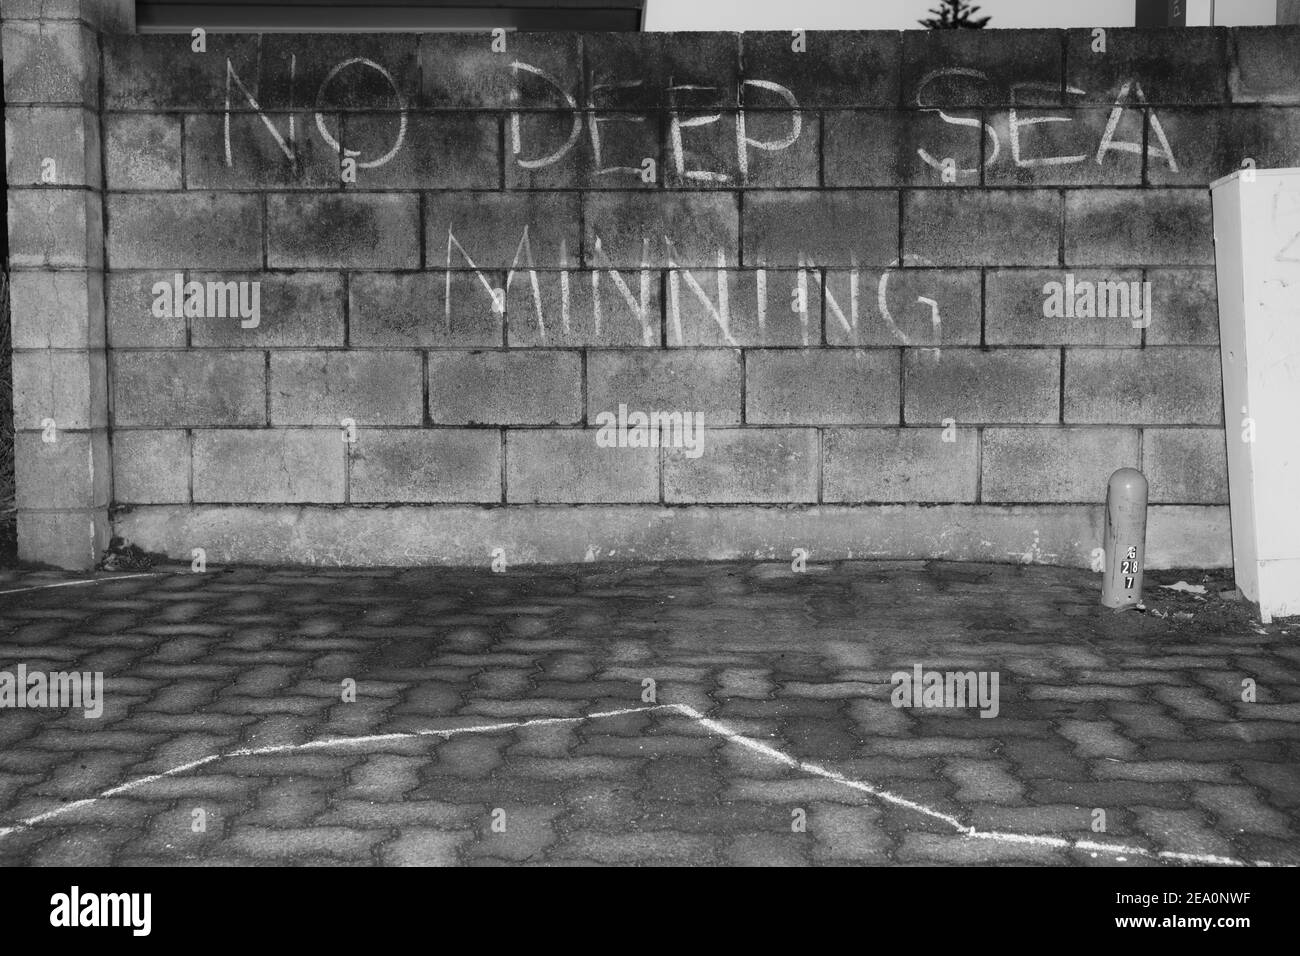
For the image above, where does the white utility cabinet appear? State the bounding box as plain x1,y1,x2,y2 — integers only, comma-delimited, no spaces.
1210,168,1300,623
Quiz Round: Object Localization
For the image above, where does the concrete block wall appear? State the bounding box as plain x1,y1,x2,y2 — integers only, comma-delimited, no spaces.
3,0,134,567
6,15,1299,568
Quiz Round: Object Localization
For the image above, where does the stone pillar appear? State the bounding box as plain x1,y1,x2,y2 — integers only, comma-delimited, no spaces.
3,0,132,567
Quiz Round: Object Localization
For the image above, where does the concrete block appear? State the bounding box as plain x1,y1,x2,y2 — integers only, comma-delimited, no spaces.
1066,27,1228,105
112,429,190,504
740,31,899,108
1064,188,1213,266
350,428,501,504
983,107,1143,186
267,194,419,269
111,350,264,427
12,348,106,429
184,111,338,189
663,427,818,503
1142,428,1230,504
103,34,259,110
1146,268,1219,345
904,349,1060,424
104,112,181,189
746,348,899,425
337,112,498,189
191,272,345,348
507,110,657,190
904,190,1060,266
1147,106,1300,186
982,426,1140,502
1064,347,1223,425
259,34,418,109
270,350,422,426
351,272,502,348
902,29,1062,107
506,269,661,348
106,192,261,269
113,502,1231,570
587,349,742,426
2,20,98,105
5,105,99,185
8,188,100,267
744,190,898,267
667,268,821,347
1230,26,1300,104
584,32,739,109
506,428,658,503
825,268,981,347
427,191,580,270
985,268,1144,346
17,508,108,569
422,32,581,109
664,109,818,188
105,271,186,348
824,109,983,187
9,269,104,349
192,429,345,503
14,428,109,509
823,427,978,503
428,350,582,425
585,191,739,269
1147,505,1231,568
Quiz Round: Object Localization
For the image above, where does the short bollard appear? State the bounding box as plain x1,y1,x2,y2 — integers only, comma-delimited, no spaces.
1102,467,1148,610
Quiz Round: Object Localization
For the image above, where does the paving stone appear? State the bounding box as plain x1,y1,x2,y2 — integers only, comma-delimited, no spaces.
556,830,717,865
0,559,1294,867
224,826,387,862
809,803,891,863
29,826,136,867
724,832,811,866
319,801,479,829
1094,760,1235,784
1237,762,1300,809
1190,784,1294,839
1132,807,1237,859
977,801,1114,835
381,828,474,866
241,778,333,827
896,832,1069,865
1058,720,1139,759
724,776,874,806
946,758,1026,805
1153,685,1233,721
343,754,425,802
466,805,563,862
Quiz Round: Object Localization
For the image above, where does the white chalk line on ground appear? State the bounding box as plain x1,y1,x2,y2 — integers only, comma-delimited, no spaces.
0,574,162,596
0,703,1281,867
0,705,678,840
669,705,1275,867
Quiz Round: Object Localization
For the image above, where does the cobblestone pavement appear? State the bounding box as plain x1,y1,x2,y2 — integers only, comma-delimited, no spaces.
0,560,1296,867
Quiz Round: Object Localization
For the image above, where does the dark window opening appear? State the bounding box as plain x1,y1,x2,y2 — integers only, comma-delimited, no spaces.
136,0,646,32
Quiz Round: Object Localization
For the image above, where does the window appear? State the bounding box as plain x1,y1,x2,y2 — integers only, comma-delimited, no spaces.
136,0,646,33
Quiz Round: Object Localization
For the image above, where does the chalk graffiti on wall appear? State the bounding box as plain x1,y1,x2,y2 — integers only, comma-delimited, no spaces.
214,50,1185,345
223,54,804,184
222,54,1185,180
437,226,941,348
914,69,1180,176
